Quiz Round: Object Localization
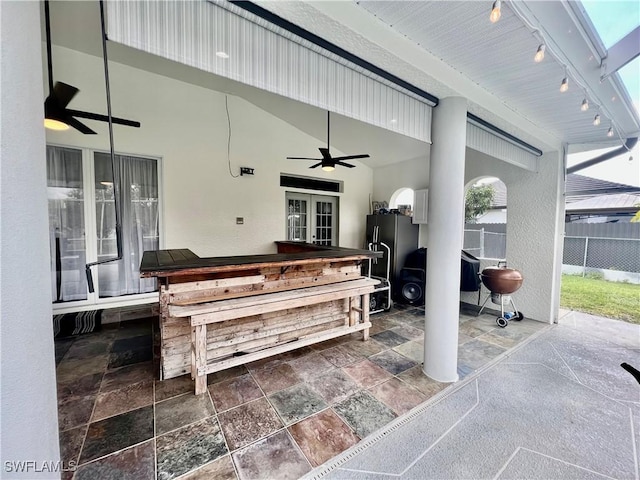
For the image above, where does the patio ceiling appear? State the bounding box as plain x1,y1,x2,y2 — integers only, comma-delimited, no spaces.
43,0,639,163
254,0,640,152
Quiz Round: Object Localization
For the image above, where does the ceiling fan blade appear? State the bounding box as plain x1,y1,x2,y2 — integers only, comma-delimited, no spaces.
319,148,332,160
286,156,322,160
332,154,370,161
52,82,80,108
336,161,356,168
309,162,323,169
67,109,141,128
66,116,97,135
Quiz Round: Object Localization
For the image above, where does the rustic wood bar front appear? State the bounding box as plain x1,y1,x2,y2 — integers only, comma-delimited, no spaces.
140,243,380,394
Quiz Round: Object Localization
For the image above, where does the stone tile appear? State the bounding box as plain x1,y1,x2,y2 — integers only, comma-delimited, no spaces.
369,350,417,375
368,378,427,415
288,353,334,381
101,362,155,393
393,340,424,364
342,359,394,389
207,365,249,385
310,337,349,352
250,363,301,395
333,390,397,439
55,338,75,365
232,430,311,480
59,424,86,466
209,374,263,412
371,330,410,349
179,455,237,480
108,347,153,370
458,332,476,346
64,340,113,361
80,406,154,464
56,355,109,384
117,318,153,338
369,317,400,335
156,417,228,480
156,375,194,402
289,409,360,467
75,440,155,480
341,338,386,358
268,384,328,425
111,334,153,353
218,397,283,451
306,369,360,405
57,372,103,404
91,381,154,422
457,338,507,370
478,326,531,348
397,366,449,398
58,396,95,431
390,324,424,341
458,321,495,338
155,392,215,435
320,346,361,368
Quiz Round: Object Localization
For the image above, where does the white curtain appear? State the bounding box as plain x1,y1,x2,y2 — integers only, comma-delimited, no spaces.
47,146,87,301
95,153,158,297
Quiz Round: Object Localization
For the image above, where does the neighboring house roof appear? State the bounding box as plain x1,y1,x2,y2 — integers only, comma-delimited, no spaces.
565,193,640,214
485,173,640,209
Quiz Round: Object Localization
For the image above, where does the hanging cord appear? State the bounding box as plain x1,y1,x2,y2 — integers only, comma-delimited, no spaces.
85,0,123,293
225,95,239,178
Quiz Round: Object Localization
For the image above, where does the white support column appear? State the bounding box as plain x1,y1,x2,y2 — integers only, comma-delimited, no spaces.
1,0,61,475
423,97,468,383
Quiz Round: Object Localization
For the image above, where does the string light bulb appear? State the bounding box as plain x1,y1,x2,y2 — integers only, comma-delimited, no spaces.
560,77,569,93
490,0,501,23
534,44,545,63
580,98,589,111
593,114,601,126
607,126,614,137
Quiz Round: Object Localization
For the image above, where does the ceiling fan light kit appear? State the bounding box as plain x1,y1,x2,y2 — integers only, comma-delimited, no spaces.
286,111,370,171
43,0,140,134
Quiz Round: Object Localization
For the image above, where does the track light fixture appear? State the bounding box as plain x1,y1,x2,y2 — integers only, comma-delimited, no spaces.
490,0,501,23
560,77,569,93
593,113,601,126
607,126,614,137
534,44,545,63
580,98,589,111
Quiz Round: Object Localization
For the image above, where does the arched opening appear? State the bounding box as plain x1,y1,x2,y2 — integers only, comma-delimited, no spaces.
389,187,414,216
464,177,506,260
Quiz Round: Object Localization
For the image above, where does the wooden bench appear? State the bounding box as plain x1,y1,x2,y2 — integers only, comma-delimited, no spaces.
170,277,378,394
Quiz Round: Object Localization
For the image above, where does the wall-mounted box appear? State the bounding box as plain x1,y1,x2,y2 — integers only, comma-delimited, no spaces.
412,189,428,224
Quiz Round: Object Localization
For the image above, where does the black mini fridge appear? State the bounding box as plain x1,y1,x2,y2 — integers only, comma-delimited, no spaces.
365,214,419,301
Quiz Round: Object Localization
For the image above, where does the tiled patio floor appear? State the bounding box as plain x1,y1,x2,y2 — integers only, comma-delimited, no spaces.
55,305,546,480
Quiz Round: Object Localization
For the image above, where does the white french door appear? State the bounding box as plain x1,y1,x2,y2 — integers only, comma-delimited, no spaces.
47,145,161,310
286,193,338,245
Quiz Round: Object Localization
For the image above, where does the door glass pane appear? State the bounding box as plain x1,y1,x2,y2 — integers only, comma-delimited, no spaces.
94,153,158,297
47,146,87,302
315,200,333,246
287,198,307,241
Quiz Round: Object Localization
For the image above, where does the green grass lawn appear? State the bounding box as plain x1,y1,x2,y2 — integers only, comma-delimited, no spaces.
560,274,640,324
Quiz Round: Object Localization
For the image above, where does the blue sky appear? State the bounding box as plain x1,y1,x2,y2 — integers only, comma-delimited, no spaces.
582,1,640,104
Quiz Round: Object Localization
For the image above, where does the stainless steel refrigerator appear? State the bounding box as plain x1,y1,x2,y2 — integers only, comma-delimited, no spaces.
366,214,419,300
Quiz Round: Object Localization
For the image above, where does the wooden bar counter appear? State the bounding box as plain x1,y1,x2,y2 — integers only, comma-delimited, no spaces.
141,242,380,394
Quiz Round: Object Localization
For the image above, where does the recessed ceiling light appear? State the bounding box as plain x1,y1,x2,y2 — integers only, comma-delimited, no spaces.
390,119,397,124
216,51,229,59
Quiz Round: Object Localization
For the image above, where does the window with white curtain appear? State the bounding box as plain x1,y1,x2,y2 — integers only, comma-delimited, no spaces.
46,145,160,305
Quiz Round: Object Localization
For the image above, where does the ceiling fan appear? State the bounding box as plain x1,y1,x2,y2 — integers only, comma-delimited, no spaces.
287,111,370,171
43,0,140,134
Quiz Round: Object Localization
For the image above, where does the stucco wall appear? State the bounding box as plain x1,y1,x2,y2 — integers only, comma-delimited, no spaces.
1,1,61,476
462,149,564,322
45,46,373,257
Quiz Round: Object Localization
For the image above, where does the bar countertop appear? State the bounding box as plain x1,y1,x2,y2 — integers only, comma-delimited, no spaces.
140,242,381,278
